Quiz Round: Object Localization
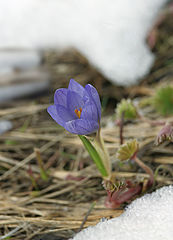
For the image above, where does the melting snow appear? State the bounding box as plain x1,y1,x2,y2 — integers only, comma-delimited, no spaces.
0,0,168,85
72,186,173,240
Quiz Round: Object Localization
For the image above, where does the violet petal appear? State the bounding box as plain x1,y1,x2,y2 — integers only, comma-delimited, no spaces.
67,90,84,117
54,88,67,107
68,79,86,97
65,119,99,135
56,104,74,122
81,101,98,122
85,84,101,120
47,105,65,127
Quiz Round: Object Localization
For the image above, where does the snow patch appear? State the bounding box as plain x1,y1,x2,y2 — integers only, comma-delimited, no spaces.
0,0,168,85
72,186,173,240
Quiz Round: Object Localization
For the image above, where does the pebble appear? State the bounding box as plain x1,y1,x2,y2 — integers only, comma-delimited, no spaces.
0,120,13,135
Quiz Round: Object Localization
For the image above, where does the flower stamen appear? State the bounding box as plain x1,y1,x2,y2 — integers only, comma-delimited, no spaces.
74,108,82,118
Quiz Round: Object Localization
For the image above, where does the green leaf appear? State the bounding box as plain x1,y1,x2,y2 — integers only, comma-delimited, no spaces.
116,139,138,161
78,135,108,177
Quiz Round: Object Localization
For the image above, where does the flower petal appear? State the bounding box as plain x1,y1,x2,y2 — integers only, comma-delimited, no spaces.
85,84,101,120
56,104,74,122
65,119,99,135
67,90,84,117
54,88,67,107
47,105,65,127
81,101,98,122
68,79,86,97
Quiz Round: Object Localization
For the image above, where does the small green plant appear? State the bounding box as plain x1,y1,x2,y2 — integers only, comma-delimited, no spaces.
115,99,139,145
116,139,138,161
153,85,173,116
116,99,138,120
47,79,111,180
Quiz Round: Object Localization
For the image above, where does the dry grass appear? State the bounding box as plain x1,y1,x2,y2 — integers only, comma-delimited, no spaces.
0,100,173,239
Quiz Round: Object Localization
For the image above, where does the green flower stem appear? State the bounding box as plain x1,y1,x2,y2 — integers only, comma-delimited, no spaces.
95,128,111,176
78,135,109,178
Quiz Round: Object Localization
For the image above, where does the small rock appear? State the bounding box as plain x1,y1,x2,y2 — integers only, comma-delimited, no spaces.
0,120,13,135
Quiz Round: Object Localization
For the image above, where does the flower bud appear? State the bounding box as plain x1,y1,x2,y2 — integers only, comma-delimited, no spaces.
155,122,173,146
116,99,138,120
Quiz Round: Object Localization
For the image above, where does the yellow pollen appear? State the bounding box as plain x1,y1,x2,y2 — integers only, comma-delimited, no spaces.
74,108,82,118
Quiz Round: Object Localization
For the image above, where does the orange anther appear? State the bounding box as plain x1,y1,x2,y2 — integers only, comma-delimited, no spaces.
74,108,82,118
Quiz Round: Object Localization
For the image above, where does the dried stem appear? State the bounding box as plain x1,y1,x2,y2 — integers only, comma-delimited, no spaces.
78,201,96,232
27,165,39,190
34,148,49,181
119,112,124,145
134,156,154,186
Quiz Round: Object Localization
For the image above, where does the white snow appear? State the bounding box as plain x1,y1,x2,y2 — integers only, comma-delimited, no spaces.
0,0,167,85
72,186,173,240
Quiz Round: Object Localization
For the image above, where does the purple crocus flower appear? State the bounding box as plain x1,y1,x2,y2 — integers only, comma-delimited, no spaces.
47,79,101,135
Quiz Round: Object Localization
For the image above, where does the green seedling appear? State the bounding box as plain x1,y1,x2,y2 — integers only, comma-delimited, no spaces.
153,85,173,116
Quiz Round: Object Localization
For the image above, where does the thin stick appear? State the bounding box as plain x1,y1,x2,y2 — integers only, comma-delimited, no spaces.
34,148,48,181
78,201,96,232
0,224,26,240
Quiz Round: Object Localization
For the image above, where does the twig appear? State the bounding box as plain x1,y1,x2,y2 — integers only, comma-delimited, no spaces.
34,148,49,181
78,201,96,232
0,224,26,240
